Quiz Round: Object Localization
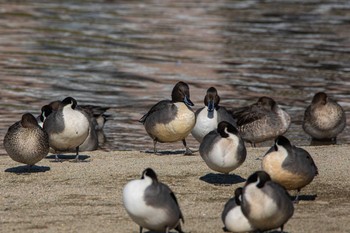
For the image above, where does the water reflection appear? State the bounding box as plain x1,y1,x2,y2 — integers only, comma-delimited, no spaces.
0,0,349,154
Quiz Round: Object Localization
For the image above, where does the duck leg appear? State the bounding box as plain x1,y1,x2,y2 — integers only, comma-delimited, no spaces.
153,139,158,154
175,223,185,233
74,146,80,162
54,154,61,162
182,139,192,155
280,224,285,233
250,142,256,147
293,189,301,203
331,137,337,144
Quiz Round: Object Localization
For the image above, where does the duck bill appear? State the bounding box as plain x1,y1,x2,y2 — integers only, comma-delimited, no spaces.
207,100,215,119
207,100,215,112
184,96,194,107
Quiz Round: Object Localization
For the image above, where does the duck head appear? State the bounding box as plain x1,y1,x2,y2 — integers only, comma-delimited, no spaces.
171,81,194,107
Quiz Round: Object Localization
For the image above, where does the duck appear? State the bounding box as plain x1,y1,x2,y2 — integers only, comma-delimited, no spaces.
262,135,318,202
221,187,255,233
139,81,195,155
43,97,90,161
39,101,109,129
303,92,346,143
37,105,53,128
199,121,246,174
79,104,110,146
123,168,185,233
232,96,291,147
40,100,110,152
241,171,294,232
3,113,49,167
191,87,237,143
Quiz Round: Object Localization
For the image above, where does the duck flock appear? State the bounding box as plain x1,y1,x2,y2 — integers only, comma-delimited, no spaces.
3,81,346,233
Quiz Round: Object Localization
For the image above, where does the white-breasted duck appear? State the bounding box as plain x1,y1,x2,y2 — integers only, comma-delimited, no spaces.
241,171,294,232
43,97,90,161
199,121,246,174
192,87,237,143
221,187,255,233
123,168,185,233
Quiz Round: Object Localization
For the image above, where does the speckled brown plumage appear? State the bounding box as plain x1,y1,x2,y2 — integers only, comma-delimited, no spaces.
4,113,49,165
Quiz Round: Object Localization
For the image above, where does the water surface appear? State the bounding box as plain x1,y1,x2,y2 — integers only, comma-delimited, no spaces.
0,0,349,153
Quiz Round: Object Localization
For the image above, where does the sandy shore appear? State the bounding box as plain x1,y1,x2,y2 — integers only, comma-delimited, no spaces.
1,145,350,233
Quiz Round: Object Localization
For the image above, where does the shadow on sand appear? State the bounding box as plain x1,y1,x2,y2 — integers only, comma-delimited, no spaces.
291,194,318,202
142,149,199,156
45,154,90,162
310,138,336,146
200,173,246,186
5,165,50,174
144,231,181,233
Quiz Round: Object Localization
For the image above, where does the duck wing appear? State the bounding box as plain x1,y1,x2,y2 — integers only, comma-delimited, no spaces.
217,106,237,127
79,105,110,117
169,191,185,223
294,146,319,175
221,197,237,223
139,100,172,123
232,104,268,126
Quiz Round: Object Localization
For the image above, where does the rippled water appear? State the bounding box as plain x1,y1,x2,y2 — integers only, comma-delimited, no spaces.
1,0,349,153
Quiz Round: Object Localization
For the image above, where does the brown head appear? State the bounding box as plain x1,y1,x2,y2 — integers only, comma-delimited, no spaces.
311,92,327,105
171,81,194,106
21,113,38,128
204,87,220,111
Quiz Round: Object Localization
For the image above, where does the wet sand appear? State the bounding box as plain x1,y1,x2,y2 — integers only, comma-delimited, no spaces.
1,145,349,233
